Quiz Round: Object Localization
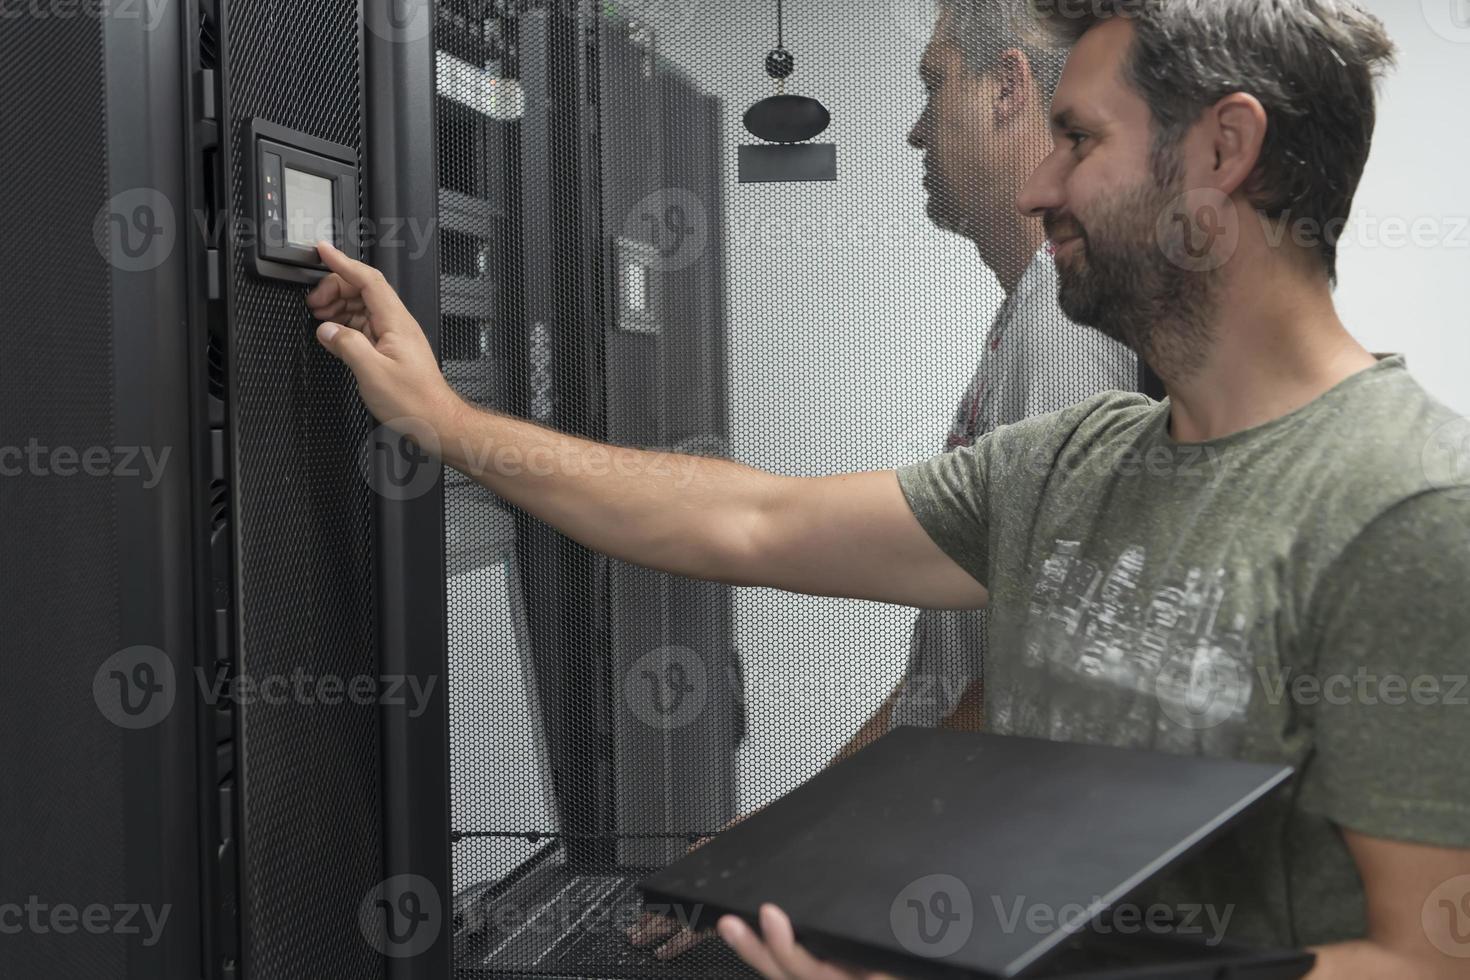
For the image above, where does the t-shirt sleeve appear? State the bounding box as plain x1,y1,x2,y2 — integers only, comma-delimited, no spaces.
894,391,1147,593
895,433,997,590
1299,489,1470,847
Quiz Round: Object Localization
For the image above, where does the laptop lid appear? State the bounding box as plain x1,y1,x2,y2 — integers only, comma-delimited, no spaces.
638,728,1293,979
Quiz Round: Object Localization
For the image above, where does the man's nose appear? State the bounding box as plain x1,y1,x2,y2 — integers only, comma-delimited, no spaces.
907,112,927,151
1017,155,1062,218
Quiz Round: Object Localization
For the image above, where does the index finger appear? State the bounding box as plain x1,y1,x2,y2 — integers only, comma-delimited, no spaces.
758,905,855,980
717,915,784,979
316,241,404,312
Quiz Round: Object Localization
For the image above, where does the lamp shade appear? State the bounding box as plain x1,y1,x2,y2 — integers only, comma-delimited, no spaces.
743,93,830,143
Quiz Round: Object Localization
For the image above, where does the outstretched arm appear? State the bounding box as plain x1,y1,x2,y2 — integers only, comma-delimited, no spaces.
308,242,988,611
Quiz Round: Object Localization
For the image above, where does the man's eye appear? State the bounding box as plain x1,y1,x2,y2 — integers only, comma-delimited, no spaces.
1067,131,1088,148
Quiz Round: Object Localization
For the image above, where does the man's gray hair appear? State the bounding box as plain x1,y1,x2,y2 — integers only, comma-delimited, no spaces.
935,0,1070,102
1021,0,1398,287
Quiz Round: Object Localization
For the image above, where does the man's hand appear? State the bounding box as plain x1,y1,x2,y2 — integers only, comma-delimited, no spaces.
627,898,715,960
307,240,466,436
628,812,761,960
626,833,719,959
718,904,902,980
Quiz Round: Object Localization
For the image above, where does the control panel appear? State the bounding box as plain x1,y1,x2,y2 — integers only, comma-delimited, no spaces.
246,118,359,282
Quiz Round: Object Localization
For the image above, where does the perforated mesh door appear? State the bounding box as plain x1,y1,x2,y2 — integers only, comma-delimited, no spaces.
222,1,385,978
0,15,125,978
437,2,1137,976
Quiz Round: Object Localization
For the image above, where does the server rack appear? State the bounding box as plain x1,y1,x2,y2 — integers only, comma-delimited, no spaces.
4,2,1045,979
3,2,451,978
433,3,745,977
432,2,747,977
0,7,200,978
204,0,450,976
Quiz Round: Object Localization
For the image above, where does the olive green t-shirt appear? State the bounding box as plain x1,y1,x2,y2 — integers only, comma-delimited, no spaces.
894,353,1470,948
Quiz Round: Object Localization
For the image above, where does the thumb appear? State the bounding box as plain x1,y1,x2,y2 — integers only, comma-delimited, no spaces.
316,321,381,370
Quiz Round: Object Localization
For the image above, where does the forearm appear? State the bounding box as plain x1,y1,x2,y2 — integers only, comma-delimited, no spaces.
308,243,986,608
439,401,774,584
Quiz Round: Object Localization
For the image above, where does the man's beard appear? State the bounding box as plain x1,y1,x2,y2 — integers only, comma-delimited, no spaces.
1051,153,1223,383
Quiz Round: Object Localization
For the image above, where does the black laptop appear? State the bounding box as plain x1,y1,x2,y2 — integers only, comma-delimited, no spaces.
638,728,1315,979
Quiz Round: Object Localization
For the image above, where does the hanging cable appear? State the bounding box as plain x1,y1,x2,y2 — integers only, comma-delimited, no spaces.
765,0,795,84
744,0,830,146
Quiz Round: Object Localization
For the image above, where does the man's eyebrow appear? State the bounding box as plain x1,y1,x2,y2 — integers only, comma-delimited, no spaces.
1051,107,1082,131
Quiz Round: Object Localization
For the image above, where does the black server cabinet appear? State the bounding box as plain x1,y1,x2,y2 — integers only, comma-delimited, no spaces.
2,2,450,980
1,8,200,980
600,8,741,876
4,0,745,977
438,2,748,976
212,0,451,977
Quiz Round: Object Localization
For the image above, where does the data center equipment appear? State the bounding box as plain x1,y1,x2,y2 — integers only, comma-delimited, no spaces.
2,2,1162,979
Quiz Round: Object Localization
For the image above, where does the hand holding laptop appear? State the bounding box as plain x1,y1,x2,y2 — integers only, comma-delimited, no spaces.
718,903,903,980
626,812,751,959
637,730,1309,980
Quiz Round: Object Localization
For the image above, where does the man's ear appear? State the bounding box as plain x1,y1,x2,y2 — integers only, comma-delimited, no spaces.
994,48,1035,126
1208,92,1269,197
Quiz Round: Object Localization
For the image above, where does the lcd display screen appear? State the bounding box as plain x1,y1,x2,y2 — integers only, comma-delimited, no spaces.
283,167,335,248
